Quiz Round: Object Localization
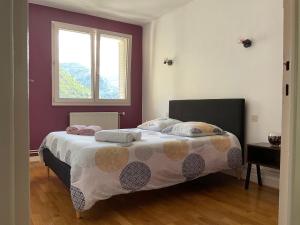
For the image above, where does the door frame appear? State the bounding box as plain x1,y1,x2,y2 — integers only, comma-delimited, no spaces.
289,0,300,223
14,0,30,224
279,0,297,224
0,0,29,224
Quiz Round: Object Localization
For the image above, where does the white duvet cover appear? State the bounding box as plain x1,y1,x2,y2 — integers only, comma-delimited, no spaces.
39,129,242,212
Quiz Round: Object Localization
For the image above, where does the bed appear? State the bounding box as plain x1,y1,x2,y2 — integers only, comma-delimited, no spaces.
40,99,245,218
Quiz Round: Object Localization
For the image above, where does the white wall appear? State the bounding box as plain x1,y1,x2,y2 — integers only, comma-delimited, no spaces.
143,0,283,144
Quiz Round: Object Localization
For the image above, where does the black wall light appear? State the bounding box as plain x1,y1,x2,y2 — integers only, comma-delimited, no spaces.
164,58,174,66
240,38,253,48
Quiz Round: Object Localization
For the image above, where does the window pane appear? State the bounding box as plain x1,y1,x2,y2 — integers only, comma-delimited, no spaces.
98,35,128,100
58,29,92,99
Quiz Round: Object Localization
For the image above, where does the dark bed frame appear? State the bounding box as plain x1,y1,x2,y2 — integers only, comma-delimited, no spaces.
43,98,245,193
169,99,245,150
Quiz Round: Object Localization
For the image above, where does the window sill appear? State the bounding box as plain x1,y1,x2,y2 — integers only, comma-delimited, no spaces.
52,100,131,106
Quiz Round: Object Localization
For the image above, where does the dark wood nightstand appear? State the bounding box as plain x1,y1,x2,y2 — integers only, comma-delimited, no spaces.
245,143,280,189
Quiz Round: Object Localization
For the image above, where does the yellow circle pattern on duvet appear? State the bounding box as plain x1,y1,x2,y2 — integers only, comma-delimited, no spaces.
163,141,189,160
210,136,231,152
189,122,215,133
95,147,129,172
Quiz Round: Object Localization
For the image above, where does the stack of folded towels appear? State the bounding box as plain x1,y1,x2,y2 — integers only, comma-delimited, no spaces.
66,125,102,136
95,130,141,143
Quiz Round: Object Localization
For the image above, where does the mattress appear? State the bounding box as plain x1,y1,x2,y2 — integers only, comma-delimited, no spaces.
39,129,242,212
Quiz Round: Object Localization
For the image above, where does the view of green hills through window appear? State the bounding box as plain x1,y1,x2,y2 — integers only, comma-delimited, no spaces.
59,63,120,99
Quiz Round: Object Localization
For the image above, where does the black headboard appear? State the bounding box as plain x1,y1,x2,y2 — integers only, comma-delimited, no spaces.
169,99,245,150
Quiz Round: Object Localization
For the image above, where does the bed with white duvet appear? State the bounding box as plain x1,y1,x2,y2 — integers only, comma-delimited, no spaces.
40,128,242,212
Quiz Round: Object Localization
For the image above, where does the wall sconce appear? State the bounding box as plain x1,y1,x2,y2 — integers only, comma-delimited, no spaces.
164,58,174,66
239,38,253,48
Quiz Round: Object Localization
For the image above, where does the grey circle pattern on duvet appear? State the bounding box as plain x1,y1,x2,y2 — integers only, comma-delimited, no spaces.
191,128,202,134
213,128,223,134
135,146,153,161
227,147,242,169
70,185,85,211
51,139,58,152
65,150,71,165
120,162,151,191
182,153,205,180
161,125,173,134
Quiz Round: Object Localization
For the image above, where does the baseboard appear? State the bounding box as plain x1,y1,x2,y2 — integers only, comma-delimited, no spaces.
30,149,39,156
223,165,279,189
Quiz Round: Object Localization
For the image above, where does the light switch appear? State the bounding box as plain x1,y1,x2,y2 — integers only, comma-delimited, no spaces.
251,115,259,123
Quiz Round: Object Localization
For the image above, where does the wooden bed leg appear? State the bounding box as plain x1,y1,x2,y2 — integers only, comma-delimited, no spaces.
235,168,242,180
47,166,50,179
76,211,81,219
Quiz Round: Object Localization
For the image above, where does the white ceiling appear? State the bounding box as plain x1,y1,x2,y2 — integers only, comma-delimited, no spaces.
29,0,194,25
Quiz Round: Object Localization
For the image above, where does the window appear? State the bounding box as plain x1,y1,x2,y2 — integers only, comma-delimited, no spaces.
52,21,132,106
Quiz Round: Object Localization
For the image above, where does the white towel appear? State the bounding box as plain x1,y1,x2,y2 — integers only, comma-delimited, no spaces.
95,130,142,143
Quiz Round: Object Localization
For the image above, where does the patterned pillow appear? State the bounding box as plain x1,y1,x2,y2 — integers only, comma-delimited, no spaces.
163,122,224,137
137,118,181,132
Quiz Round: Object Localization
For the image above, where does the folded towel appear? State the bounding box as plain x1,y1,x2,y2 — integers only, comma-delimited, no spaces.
95,130,142,143
77,125,102,136
66,125,87,135
66,125,102,136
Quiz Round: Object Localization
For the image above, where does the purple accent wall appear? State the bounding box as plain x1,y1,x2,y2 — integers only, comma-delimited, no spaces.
29,4,143,150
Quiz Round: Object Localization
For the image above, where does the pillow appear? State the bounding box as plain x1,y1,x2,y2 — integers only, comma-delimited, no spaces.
137,118,181,132
162,121,224,137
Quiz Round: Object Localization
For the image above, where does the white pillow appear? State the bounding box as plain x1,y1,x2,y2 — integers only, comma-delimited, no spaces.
137,118,181,132
162,121,224,137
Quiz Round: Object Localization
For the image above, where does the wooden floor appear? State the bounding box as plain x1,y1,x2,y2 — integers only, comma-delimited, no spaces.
30,161,279,225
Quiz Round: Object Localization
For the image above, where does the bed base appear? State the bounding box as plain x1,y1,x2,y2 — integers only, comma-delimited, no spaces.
43,149,81,218
46,166,50,179
76,211,81,219
43,148,71,188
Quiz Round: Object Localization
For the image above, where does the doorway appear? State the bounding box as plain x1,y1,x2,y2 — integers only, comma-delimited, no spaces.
1,0,299,224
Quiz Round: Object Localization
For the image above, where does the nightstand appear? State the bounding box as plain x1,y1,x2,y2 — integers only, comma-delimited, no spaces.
245,143,280,189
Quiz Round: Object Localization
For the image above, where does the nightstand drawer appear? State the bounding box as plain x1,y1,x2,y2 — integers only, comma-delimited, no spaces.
247,144,280,169
248,149,280,168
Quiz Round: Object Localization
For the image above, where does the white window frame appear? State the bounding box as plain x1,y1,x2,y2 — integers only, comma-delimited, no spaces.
51,21,132,106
